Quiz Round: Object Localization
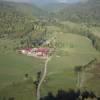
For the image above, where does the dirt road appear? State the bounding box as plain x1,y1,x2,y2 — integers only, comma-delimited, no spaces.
37,57,52,100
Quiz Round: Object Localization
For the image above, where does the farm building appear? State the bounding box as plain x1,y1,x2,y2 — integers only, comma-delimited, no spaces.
18,48,33,55
18,47,50,58
34,48,49,56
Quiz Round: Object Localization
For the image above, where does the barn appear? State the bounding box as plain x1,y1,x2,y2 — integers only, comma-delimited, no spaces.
34,48,49,56
18,48,33,55
19,47,50,57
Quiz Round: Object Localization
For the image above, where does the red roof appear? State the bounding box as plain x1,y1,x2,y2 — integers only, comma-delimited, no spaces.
24,48,32,52
36,48,49,53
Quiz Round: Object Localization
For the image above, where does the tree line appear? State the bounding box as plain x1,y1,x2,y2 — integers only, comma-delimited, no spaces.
41,89,99,100
55,0,100,26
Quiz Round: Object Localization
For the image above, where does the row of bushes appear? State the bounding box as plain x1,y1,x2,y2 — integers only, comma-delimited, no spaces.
41,89,99,100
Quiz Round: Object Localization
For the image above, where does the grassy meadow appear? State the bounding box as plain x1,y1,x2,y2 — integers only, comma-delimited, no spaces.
0,24,100,99
0,38,45,99
41,32,100,96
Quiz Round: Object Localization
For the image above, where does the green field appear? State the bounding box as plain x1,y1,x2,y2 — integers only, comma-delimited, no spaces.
0,51,45,100
41,33,100,96
0,29,100,99
0,38,45,99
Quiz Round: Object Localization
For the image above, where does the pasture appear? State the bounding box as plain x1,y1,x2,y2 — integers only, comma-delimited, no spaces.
41,33,100,96
0,38,44,99
0,28,100,99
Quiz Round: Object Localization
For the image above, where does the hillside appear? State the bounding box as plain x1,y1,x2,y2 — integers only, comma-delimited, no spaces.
0,1,47,37
39,3,67,12
0,0,100,100
56,0,100,25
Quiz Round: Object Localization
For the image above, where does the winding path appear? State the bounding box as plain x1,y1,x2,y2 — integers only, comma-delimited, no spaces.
37,56,52,100
36,31,56,100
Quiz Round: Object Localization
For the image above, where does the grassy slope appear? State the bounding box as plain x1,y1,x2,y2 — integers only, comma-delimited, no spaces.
0,24,100,99
0,52,44,87
56,0,100,25
0,52,44,100
0,80,36,100
41,33,100,96
0,2,47,99
0,38,44,99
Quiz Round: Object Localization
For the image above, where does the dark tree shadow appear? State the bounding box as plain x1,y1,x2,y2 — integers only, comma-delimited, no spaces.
41,89,98,100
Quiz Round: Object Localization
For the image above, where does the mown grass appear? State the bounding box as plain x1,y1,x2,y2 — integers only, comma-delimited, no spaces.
0,79,36,100
0,53,44,87
0,38,45,100
0,52,44,99
41,33,100,96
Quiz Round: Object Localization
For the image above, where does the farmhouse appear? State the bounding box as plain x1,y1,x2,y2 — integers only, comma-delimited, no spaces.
34,48,49,56
18,47,50,58
18,48,33,55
